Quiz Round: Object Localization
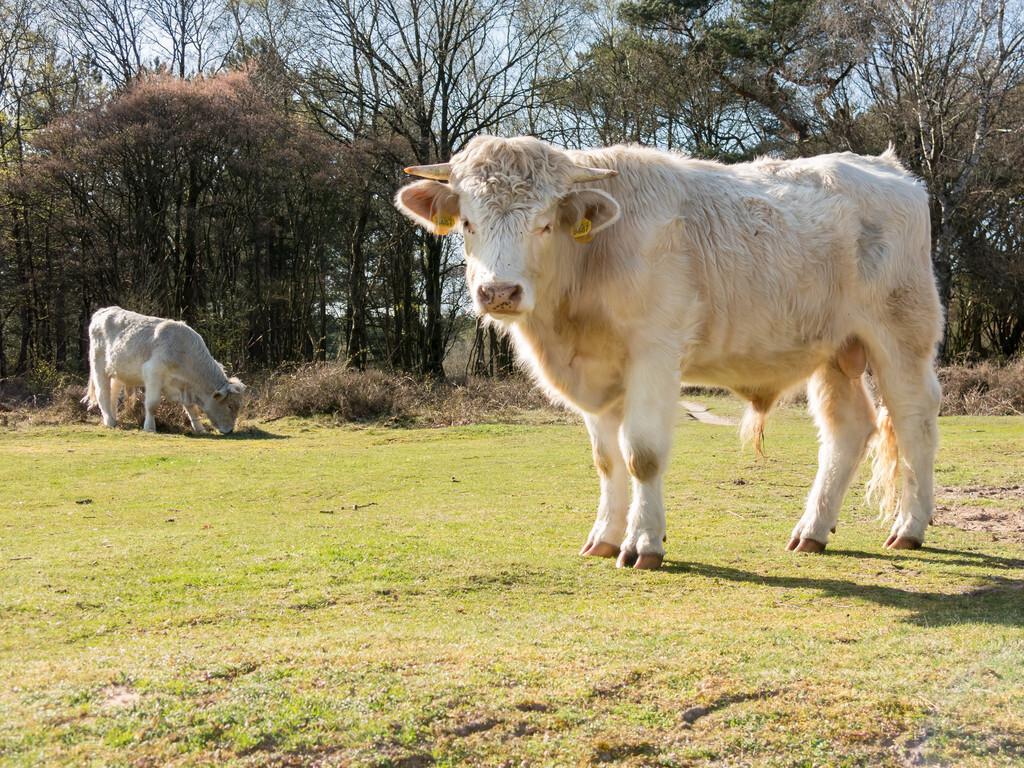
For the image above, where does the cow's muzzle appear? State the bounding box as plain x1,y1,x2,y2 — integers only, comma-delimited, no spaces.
477,282,524,316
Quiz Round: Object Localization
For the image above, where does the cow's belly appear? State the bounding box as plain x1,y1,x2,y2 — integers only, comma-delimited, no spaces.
103,353,145,385
680,343,832,394
104,340,156,387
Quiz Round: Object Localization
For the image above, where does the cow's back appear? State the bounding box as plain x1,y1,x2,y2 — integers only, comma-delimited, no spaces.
574,147,937,392
89,307,203,385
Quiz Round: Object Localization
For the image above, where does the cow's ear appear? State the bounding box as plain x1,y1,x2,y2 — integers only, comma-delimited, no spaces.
395,180,461,236
558,189,621,243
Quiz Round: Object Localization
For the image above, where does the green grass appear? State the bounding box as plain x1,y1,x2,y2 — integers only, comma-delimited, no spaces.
1,397,1022,767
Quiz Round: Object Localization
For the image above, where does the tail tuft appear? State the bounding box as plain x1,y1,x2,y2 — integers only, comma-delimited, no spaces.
82,378,97,410
740,403,768,457
866,406,901,518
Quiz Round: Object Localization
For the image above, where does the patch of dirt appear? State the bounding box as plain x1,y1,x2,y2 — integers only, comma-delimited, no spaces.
513,700,550,712
588,669,649,701
99,684,141,710
935,485,1024,542
201,661,258,681
590,739,657,763
448,717,500,737
679,688,779,726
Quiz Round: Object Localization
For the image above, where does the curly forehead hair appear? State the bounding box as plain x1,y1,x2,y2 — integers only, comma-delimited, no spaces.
451,136,574,216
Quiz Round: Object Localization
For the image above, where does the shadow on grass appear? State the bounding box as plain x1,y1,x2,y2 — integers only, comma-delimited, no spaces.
185,426,288,440
662,558,1024,627
827,545,1024,571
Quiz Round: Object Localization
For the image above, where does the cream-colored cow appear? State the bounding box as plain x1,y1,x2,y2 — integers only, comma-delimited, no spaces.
83,306,246,434
396,136,943,569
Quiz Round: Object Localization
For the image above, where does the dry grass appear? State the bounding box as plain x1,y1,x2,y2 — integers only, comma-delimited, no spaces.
0,365,569,430
2,360,1021,430
252,364,568,426
939,360,1024,416
0,375,195,432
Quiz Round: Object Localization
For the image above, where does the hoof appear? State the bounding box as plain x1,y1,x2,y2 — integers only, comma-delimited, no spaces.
885,535,922,550
616,549,639,568
581,541,620,558
634,553,664,570
794,538,826,553
786,536,800,551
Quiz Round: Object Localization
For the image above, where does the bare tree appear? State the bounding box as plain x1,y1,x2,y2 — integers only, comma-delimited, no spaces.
147,0,232,77
47,0,146,84
299,0,575,376
862,0,1024,316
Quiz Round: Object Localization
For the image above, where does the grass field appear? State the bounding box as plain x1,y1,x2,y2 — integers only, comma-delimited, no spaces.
1,397,1022,767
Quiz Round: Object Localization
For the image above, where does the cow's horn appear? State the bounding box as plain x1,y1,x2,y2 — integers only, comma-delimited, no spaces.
403,163,451,181
569,165,618,183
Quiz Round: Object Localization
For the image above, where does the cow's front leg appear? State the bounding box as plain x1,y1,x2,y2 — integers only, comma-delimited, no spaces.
141,363,162,433
580,407,628,558
616,354,679,570
183,403,207,434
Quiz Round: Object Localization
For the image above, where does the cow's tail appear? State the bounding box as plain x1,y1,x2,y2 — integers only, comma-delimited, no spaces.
866,406,901,519
82,375,97,410
740,398,772,457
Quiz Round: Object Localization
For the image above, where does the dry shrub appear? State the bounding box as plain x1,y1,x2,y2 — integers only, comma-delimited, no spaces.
252,364,566,426
6,360,1021,429
415,373,563,426
939,360,1024,416
108,389,195,433
255,367,406,422
1,376,194,432
48,384,93,424
0,371,91,429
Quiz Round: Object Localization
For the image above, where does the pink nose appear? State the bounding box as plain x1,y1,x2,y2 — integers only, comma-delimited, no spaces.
477,282,524,314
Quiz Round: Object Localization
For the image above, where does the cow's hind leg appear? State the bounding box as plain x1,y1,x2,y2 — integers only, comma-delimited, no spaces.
580,407,628,558
788,361,876,552
616,354,679,570
868,348,941,549
88,345,117,428
93,372,116,428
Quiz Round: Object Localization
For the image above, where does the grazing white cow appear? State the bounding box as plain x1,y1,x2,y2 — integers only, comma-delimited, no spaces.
83,306,246,434
396,136,943,569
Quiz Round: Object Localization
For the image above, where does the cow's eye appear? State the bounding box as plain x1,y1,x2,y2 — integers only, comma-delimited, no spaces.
462,219,474,234
535,224,551,235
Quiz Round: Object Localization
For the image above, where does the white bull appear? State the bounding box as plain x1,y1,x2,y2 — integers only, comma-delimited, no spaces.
396,136,943,570
83,306,246,434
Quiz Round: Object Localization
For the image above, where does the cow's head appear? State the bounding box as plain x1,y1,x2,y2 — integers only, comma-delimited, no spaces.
201,376,246,434
394,136,621,321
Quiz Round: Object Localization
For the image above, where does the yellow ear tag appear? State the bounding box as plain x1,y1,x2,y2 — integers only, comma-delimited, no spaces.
572,217,594,243
432,213,455,235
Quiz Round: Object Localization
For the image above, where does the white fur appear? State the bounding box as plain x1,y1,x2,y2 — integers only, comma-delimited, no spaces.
82,306,246,434
396,137,944,555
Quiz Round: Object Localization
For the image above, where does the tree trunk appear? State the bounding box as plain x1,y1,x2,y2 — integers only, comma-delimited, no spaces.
420,236,446,378
347,198,370,369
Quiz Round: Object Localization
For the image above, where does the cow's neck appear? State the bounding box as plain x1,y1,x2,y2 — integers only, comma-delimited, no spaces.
509,248,628,413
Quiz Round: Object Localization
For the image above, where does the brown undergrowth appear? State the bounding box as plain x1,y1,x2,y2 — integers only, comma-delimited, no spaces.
2,359,1021,430
0,365,569,430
